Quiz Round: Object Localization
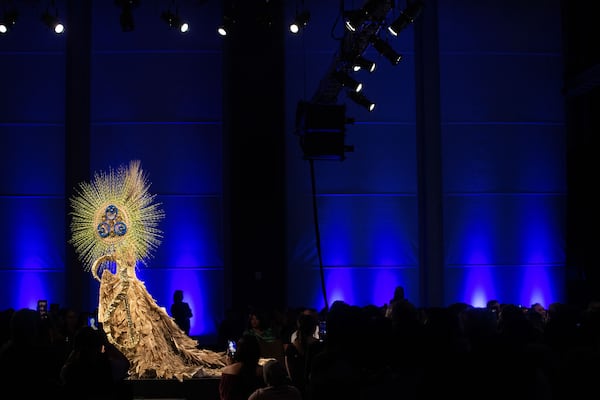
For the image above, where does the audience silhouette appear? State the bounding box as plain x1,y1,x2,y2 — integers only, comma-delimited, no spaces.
219,333,265,400
60,325,132,399
0,308,63,398
1,296,599,400
248,358,302,400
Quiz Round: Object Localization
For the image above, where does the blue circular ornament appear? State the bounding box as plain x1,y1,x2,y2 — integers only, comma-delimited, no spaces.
97,222,110,238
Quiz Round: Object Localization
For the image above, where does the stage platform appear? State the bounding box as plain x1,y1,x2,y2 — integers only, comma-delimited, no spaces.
128,377,220,400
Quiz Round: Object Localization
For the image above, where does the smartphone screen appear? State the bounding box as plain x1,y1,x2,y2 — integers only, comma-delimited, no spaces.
37,300,48,319
227,339,237,358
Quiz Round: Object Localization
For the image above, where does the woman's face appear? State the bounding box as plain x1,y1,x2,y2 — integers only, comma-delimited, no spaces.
250,314,260,329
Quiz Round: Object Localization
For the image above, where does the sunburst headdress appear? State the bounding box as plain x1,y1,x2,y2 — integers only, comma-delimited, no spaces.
69,160,165,277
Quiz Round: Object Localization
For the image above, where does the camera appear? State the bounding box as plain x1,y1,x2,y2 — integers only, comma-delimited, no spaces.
318,320,327,341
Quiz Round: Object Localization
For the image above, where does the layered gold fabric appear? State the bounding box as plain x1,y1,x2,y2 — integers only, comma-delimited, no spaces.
98,261,226,381
69,161,226,382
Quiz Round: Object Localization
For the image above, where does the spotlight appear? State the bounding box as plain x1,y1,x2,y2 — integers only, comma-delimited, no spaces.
116,0,139,32
0,9,18,34
333,70,363,93
388,0,424,36
347,90,375,112
41,10,64,34
370,36,402,65
161,10,189,33
343,9,365,32
344,0,381,32
351,56,376,73
217,16,234,36
289,10,310,34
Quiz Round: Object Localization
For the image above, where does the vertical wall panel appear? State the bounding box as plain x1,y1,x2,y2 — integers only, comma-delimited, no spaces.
438,0,566,307
0,0,67,310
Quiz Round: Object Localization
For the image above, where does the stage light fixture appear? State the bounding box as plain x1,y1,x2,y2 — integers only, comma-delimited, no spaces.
333,70,363,93
347,90,375,112
217,15,234,36
0,9,17,34
343,9,365,32
344,0,382,32
289,10,310,34
296,101,354,161
388,0,424,36
41,10,64,34
371,36,402,65
352,56,376,73
116,0,139,32
161,10,189,33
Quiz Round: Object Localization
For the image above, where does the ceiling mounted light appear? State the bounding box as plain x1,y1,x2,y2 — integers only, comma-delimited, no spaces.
289,10,310,34
347,90,375,112
217,15,234,36
352,56,376,73
41,9,64,34
333,70,363,93
388,0,424,36
343,9,366,32
0,9,17,34
116,0,139,32
161,10,189,33
370,36,402,65
344,0,383,32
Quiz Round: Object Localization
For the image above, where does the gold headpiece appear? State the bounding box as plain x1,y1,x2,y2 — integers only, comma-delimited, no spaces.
69,160,165,274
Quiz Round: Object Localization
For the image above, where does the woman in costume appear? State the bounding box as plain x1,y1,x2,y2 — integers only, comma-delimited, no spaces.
69,160,227,381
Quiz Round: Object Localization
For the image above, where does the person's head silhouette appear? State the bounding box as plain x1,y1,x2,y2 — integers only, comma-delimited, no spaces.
174,289,184,303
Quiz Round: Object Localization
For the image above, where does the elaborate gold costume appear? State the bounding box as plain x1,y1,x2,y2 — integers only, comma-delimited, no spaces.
69,160,226,381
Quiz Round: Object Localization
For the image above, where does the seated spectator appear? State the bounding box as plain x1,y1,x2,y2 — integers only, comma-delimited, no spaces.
385,285,406,318
248,359,302,400
217,308,246,351
244,308,277,343
285,312,322,397
0,308,63,397
289,308,320,343
60,325,131,399
219,334,265,400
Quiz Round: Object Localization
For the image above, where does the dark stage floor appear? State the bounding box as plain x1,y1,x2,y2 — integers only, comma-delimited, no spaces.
128,376,220,400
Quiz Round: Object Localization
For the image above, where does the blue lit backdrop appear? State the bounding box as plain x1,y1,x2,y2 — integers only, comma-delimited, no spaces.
0,1,566,340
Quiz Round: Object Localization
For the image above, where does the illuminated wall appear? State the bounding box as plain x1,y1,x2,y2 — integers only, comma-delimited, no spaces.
0,8,67,312
438,0,565,307
0,1,566,342
86,1,226,338
0,1,226,340
284,0,566,310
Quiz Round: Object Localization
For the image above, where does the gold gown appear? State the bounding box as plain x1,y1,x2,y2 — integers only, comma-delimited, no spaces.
70,161,226,382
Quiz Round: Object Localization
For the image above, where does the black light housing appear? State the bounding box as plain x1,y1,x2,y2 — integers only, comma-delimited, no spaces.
343,9,366,32
289,10,310,34
161,10,189,33
116,0,139,32
217,15,234,36
333,70,363,93
0,9,18,34
371,36,402,65
296,101,354,161
344,0,382,32
388,0,424,36
352,56,376,73
347,90,375,112
41,10,64,34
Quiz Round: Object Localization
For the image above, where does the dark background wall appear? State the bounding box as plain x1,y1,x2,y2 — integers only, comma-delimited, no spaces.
0,0,597,342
